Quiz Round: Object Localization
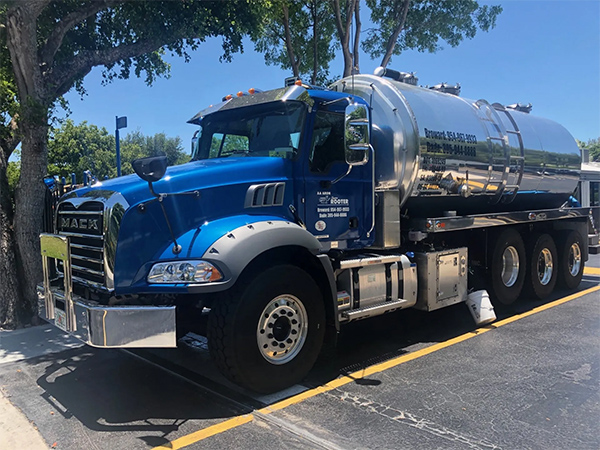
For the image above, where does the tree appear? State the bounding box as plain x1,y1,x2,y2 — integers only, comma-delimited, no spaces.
47,119,116,181
579,138,600,163
364,0,502,68
119,130,189,175
0,1,266,328
46,120,190,182
254,1,336,85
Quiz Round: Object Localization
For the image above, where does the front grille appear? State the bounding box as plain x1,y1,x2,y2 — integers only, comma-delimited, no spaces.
57,202,105,287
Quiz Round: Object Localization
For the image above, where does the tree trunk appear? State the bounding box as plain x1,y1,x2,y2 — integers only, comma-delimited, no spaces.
14,119,49,320
0,150,25,328
3,2,50,327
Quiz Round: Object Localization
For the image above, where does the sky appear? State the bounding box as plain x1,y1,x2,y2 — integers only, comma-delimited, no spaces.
56,0,599,155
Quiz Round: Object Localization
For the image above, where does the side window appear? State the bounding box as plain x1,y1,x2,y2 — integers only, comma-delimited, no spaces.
309,111,345,173
209,133,224,158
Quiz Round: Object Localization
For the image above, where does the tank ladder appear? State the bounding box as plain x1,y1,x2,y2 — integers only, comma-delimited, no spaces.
493,103,525,204
474,100,524,204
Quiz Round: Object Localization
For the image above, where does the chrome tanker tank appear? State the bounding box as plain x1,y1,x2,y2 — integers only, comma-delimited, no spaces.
331,70,581,220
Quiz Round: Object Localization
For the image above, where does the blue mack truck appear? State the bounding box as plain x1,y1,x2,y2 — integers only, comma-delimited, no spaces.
39,69,589,393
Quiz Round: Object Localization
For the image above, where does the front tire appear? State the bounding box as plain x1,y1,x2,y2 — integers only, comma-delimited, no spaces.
526,233,558,299
490,228,526,306
208,265,325,393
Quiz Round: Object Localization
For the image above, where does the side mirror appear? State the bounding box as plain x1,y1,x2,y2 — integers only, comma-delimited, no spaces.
132,156,168,183
344,103,370,166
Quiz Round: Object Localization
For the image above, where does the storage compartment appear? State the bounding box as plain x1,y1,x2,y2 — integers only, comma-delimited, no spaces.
414,248,468,311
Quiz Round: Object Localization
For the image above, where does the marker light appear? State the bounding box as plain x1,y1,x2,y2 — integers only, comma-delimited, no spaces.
248,88,256,94
148,260,223,284
225,94,233,100
237,91,244,97
294,79,302,86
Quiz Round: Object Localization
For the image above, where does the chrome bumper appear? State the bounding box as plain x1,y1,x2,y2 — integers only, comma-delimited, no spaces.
39,233,176,348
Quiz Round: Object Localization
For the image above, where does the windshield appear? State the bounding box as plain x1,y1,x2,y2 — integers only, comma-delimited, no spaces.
192,101,306,161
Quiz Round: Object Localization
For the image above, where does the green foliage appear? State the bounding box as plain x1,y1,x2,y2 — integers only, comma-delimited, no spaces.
47,119,116,180
119,130,189,175
578,138,600,163
254,0,336,85
36,1,268,96
47,120,189,182
6,159,19,193
363,0,502,64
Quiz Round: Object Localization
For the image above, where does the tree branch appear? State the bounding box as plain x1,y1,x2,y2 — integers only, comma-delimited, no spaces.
40,0,116,67
48,36,181,99
381,0,411,68
331,0,346,43
282,4,300,77
352,1,361,73
344,0,357,43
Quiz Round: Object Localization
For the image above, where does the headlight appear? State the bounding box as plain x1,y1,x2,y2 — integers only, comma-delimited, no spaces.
148,260,223,284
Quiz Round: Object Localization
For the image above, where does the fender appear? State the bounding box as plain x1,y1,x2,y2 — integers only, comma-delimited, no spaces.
186,217,323,293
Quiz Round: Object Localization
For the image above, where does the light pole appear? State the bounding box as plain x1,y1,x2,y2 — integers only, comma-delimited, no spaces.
115,116,127,177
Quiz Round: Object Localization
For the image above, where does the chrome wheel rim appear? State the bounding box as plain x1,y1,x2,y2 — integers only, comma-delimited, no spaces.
257,294,308,365
537,248,554,285
501,246,520,287
568,243,582,277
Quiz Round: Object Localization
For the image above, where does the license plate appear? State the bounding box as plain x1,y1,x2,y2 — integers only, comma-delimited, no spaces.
55,308,67,332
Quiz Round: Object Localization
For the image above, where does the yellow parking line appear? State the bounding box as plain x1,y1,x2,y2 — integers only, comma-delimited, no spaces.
153,414,253,450
153,284,600,450
584,267,600,275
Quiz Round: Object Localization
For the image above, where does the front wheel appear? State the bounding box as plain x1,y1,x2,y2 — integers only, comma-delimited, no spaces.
208,265,325,393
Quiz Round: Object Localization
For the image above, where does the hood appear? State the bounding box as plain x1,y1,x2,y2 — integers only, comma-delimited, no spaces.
68,157,292,206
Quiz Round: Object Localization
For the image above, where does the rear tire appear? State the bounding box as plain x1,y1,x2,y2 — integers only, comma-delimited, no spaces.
208,265,325,393
490,228,526,306
526,233,558,299
556,231,584,290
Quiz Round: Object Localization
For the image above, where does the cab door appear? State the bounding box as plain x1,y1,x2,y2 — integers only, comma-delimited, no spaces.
302,104,373,249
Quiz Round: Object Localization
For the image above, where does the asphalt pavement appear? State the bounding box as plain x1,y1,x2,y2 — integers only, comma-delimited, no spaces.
1,255,598,449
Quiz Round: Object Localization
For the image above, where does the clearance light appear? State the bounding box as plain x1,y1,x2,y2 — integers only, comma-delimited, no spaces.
225,94,233,100
237,91,244,97
148,260,223,284
248,88,256,94
294,79,302,86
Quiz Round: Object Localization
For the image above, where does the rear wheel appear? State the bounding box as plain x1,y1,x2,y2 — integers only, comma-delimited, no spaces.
208,265,325,393
556,231,584,290
526,233,558,299
489,228,526,306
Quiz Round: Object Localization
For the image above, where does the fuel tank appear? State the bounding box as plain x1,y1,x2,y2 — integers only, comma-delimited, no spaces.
331,72,580,218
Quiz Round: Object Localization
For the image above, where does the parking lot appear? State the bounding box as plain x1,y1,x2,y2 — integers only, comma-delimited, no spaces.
1,256,599,449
